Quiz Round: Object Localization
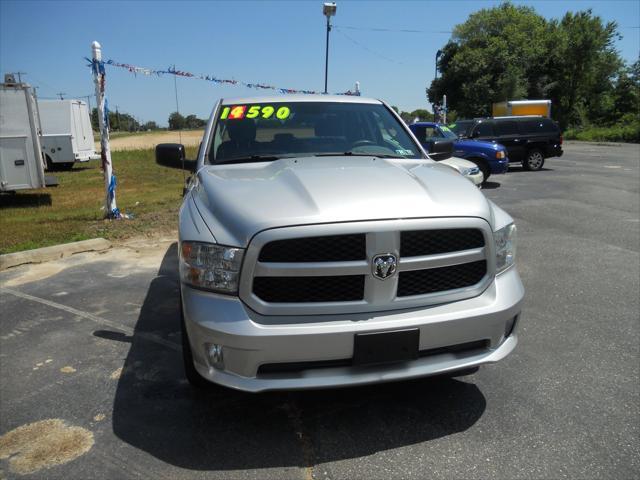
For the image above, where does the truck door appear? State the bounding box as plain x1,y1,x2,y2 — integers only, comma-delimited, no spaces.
494,120,525,162
0,137,33,191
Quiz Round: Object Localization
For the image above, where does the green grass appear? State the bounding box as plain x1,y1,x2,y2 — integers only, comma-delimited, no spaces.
0,146,197,254
565,122,640,143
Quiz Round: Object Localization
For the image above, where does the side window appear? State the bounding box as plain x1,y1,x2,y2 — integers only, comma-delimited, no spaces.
496,121,519,136
541,119,559,133
424,127,444,140
520,120,540,133
475,122,495,137
410,126,426,143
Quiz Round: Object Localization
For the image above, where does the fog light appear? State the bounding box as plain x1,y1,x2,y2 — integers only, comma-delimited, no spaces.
205,343,224,369
504,315,518,338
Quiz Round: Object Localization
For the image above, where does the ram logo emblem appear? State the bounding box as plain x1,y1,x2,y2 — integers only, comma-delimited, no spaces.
372,254,397,280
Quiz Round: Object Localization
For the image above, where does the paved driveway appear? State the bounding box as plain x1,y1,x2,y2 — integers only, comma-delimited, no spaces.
1,142,638,479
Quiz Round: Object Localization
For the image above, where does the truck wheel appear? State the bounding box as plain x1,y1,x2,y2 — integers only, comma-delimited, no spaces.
523,149,545,171
468,158,490,182
180,296,217,390
59,163,74,171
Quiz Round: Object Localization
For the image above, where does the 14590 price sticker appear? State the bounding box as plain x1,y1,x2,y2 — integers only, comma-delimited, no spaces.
220,105,291,120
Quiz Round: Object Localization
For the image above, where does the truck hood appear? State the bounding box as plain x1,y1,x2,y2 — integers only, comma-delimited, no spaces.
456,138,504,151
192,156,492,246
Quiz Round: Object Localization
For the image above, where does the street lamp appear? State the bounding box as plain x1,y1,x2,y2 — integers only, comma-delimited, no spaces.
323,2,337,94
433,49,443,121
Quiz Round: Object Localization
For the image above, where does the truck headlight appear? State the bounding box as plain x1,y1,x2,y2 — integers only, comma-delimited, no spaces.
496,151,506,159
180,241,244,294
494,223,517,273
460,166,480,176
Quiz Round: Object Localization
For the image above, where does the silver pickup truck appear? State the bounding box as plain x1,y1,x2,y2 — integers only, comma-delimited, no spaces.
156,95,524,392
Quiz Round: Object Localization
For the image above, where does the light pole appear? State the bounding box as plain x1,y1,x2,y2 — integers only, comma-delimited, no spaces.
433,49,443,121
323,2,336,94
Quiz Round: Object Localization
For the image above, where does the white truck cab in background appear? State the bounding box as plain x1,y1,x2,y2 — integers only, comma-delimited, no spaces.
0,79,48,192
38,99,99,170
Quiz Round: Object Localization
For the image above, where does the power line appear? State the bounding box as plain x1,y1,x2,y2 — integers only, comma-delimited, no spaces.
335,28,405,65
334,25,452,34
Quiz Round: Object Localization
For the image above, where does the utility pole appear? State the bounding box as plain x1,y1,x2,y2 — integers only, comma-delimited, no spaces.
442,94,447,124
11,71,27,83
433,50,443,122
323,2,337,94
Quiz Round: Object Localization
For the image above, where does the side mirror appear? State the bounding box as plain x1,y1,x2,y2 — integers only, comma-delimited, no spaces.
427,139,454,161
155,143,195,171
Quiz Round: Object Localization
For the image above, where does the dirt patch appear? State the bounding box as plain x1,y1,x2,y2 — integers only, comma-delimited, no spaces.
0,419,94,475
100,130,203,151
3,236,175,287
60,366,76,373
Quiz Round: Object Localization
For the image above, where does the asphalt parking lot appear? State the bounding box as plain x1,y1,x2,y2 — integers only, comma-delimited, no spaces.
1,141,638,480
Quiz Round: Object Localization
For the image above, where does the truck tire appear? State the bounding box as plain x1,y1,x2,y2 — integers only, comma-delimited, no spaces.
468,158,490,182
180,296,218,390
523,149,545,171
59,162,74,171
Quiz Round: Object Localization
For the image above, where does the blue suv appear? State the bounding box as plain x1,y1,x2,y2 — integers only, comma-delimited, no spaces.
408,122,509,181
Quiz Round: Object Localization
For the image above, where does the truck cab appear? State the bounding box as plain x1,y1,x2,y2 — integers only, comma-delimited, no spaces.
408,122,509,181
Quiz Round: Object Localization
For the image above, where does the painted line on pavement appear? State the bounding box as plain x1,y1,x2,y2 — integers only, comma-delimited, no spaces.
2,288,180,352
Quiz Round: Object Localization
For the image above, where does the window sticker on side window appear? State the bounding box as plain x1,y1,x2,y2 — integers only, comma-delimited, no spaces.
220,105,291,120
395,149,414,155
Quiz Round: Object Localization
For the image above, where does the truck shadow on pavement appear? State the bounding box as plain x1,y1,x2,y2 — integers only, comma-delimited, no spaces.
111,244,487,471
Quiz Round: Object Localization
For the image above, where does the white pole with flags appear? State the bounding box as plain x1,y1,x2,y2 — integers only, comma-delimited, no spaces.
91,41,119,218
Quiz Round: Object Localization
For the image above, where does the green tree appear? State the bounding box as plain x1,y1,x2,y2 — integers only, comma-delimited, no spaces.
428,3,550,118
428,3,625,129
546,10,622,128
168,112,186,130
410,109,432,121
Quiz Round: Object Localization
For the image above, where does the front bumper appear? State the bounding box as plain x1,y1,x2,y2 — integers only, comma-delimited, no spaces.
182,267,524,392
490,157,509,174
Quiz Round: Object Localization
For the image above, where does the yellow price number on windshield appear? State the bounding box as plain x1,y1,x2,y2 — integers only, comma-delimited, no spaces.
220,105,291,120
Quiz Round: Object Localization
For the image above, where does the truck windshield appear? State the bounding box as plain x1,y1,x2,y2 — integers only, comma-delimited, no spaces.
448,121,474,138
208,101,423,164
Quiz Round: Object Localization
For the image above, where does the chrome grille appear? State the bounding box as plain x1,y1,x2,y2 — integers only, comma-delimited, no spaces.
240,218,494,316
397,260,487,297
401,229,485,256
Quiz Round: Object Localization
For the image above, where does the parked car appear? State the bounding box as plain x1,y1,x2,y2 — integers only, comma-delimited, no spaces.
449,116,563,171
408,122,508,181
156,95,524,392
439,155,484,186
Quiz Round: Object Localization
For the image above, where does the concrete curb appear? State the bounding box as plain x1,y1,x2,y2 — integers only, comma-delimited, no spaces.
0,238,112,271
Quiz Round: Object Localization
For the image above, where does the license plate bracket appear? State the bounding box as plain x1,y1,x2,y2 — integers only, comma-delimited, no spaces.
353,328,419,366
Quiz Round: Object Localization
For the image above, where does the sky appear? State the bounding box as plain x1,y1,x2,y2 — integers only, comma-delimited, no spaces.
1,0,638,126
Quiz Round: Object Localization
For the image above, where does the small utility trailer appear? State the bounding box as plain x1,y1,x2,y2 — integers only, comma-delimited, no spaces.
0,77,49,192
38,99,99,170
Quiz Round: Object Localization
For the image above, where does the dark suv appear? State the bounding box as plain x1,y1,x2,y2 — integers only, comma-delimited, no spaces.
450,117,563,171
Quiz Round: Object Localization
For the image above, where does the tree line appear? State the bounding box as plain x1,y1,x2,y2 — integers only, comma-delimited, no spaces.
90,109,207,132
427,3,639,134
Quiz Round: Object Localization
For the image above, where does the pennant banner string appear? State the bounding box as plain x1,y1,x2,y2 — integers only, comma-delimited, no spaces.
85,58,360,96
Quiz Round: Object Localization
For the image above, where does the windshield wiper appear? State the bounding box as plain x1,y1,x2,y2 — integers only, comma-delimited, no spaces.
215,155,284,165
314,152,403,159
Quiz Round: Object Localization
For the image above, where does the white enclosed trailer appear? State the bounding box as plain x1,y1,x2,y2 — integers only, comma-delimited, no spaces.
0,80,47,192
38,99,99,169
